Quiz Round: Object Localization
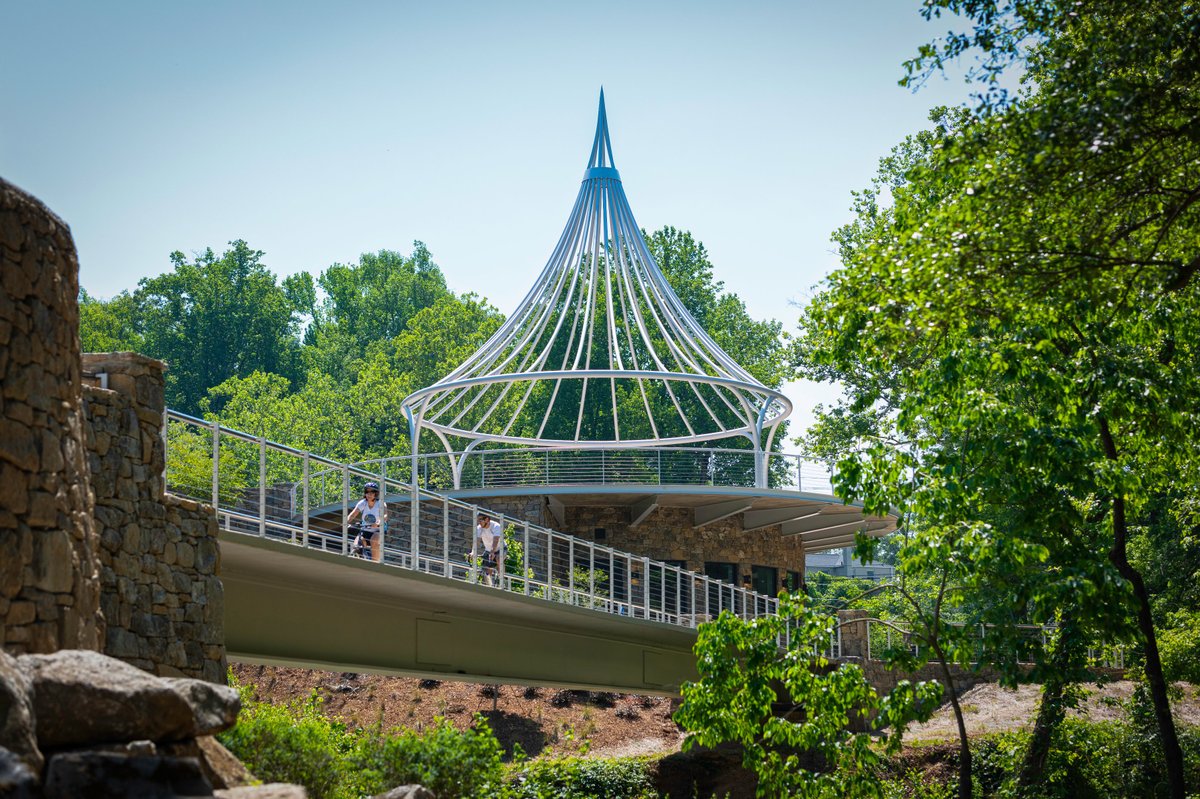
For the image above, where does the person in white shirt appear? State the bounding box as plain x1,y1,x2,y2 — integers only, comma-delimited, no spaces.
347,482,387,562
473,512,505,586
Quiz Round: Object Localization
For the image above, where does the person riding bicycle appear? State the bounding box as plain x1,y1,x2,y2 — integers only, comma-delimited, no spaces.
472,512,505,586
348,482,387,562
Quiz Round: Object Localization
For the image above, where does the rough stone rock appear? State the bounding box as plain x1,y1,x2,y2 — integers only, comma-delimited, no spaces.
0,746,39,799
372,785,435,799
0,650,41,773
19,650,195,746
42,749,213,799
162,736,255,790
165,678,241,736
214,784,308,798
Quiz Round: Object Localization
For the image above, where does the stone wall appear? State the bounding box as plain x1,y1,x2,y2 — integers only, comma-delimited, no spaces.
82,353,226,683
470,495,807,594
0,178,103,654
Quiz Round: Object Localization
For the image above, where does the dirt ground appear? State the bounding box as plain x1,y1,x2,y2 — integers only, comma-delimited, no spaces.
230,663,686,759
231,663,1199,762
905,680,1200,742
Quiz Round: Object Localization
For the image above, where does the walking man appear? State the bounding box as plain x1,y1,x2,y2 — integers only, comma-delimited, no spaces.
473,512,505,586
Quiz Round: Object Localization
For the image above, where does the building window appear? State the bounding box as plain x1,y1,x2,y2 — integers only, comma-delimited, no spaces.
785,570,803,592
751,565,778,597
704,561,737,585
593,527,606,540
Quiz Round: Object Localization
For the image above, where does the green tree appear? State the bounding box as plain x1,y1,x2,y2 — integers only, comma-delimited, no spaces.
135,240,308,414
79,288,143,353
675,594,941,799
798,1,1200,793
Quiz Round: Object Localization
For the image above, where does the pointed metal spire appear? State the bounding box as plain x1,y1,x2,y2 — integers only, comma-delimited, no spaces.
587,89,618,175
402,94,791,459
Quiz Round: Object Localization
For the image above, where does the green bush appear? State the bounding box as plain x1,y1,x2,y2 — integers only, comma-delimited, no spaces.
505,756,656,799
218,686,357,799
965,717,1200,799
353,714,505,798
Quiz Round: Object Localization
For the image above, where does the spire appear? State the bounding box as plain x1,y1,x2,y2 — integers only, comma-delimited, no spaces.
586,88,619,179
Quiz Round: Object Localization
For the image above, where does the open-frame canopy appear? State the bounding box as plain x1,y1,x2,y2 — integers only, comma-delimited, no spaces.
401,92,792,463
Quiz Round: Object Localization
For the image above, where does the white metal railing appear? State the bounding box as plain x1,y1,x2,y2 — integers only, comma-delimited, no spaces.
302,447,837,500
862,618,1124,669
164,410,813,637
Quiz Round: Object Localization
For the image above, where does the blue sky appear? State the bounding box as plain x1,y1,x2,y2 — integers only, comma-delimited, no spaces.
2,1,985,433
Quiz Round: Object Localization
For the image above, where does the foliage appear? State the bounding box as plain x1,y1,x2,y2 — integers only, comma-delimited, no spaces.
220,677,507,799
219,684,358,799
676,593,942,798
798,1,1200,793
353,714,505,799
137,241,310,414
968,718,1200,799
505,755,656,799
78,288,143,353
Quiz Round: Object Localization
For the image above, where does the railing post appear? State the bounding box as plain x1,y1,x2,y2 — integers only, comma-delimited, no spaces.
642,557,651,619
568,537,576,603
588,541,595,607
523,522,531,596
442,500,450,577
469,506,478,584
301,453,309,546
498,515,507,590
341,466,349,555
210,420,220,510
258,436,267,538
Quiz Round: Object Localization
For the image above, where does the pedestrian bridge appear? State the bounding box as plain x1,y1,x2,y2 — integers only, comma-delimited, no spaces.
167,412,864,693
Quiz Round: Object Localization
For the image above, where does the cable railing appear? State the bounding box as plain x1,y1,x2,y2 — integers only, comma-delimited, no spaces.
164,410,836,647
861,618,1125,669
301,447,837,500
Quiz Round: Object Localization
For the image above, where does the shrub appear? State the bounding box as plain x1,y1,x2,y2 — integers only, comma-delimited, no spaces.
353,714,505,799
218,686,357,799
506,756,656,799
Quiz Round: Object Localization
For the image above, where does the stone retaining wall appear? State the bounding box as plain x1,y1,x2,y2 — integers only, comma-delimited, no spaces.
82,353,225,683
0,177,103,654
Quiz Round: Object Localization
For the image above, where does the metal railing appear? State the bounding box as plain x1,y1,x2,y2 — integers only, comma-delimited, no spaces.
862,619,1124,669
303,447,837,499
164,410,821,638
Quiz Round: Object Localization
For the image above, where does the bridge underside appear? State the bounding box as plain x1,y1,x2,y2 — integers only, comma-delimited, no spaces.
220,532,700,695
444,484,896,552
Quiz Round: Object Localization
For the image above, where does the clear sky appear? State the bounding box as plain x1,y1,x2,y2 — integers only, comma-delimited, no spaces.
2,1,982,435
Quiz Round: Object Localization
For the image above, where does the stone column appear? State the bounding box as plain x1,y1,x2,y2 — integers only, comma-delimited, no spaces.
837,608,871,660
0,178,103,653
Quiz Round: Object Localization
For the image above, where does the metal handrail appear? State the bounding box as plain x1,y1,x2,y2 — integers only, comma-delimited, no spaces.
303,446,837,496
860,617,1124,669
163,410,828,643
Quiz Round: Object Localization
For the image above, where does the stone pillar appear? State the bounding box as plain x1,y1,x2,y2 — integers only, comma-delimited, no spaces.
0,178,103,653
837,609,871,660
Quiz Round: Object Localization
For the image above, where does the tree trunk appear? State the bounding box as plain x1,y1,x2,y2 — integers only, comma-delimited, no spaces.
1015,619,1083,795
1099,418,1186,799
934,649,973,799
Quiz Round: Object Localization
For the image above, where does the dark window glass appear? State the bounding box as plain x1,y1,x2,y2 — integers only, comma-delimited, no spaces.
785,570,803,592
704,561,737,584
751,565,778,597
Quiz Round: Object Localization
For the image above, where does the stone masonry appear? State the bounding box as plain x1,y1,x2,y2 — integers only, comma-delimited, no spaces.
1,177,224,684
0,177,103,654
82,353,225,683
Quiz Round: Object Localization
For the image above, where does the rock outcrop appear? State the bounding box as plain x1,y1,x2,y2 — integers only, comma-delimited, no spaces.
0,648,306,798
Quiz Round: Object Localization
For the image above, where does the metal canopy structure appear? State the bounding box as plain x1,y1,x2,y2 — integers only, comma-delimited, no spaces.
401,92,791,480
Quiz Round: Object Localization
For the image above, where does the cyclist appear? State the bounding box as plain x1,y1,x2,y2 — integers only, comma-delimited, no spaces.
348,482,387,562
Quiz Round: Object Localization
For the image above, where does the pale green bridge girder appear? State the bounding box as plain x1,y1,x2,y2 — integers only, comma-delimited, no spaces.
220,531,700,695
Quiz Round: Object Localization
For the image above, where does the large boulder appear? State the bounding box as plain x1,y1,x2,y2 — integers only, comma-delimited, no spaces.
42,750,212,799
164,679,240,736
372,786,435,799
162,736,255,790
0,746,39,799
0,651,41,773
18,650,194,746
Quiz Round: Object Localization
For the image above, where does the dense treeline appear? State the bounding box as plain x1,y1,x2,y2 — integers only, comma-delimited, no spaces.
80,228,789,463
